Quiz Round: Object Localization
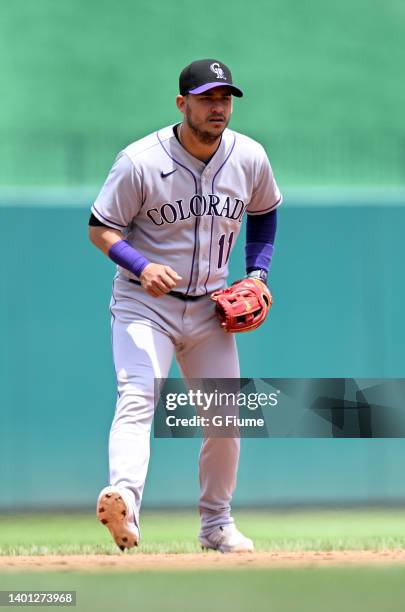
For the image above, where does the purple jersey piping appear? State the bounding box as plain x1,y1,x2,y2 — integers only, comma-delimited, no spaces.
247,195,283,215
203,133,237,294
156,129,198,295
92,205,126,229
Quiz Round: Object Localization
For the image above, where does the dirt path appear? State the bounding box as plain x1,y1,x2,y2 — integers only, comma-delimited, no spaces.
2,550,405,572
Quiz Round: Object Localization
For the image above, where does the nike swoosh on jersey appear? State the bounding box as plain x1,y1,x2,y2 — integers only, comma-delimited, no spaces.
161,169,177,178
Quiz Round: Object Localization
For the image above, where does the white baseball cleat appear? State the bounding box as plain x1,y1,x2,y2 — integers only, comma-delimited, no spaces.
199,524,254,553
96,486,139,551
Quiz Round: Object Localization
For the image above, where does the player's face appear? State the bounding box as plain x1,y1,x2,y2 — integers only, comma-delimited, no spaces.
180,86,233,144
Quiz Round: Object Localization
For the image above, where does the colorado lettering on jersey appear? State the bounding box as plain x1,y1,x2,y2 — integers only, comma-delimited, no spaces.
146,194,246,227
91,124,282,294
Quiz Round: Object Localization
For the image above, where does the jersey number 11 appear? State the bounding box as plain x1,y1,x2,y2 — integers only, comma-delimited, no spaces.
218,232,234,268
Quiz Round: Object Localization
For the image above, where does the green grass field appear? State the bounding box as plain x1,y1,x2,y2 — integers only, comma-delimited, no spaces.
1,509,405,555
1,568,405,612
1,510,405,612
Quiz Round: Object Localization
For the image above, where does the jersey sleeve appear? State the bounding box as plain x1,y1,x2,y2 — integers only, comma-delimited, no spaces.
91,152,143,230
246,148,283,215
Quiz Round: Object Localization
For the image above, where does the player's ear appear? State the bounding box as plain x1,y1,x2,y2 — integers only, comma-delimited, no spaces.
176,95,186,114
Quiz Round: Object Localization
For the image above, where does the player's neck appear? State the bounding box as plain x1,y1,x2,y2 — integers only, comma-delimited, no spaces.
178,122,221,163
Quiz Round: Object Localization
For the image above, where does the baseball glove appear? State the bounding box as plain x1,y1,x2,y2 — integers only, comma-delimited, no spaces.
211,278,273,333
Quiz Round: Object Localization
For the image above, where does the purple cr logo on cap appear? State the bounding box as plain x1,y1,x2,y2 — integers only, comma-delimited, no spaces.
210,63,227,80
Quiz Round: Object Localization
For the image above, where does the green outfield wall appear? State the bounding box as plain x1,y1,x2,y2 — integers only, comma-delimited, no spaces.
1,199,405,509
0,0,404,187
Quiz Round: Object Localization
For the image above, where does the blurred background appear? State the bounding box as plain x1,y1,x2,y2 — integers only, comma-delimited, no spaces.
1,0,405,511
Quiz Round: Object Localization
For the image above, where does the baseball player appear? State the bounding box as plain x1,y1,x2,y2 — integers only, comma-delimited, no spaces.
89,59,282,553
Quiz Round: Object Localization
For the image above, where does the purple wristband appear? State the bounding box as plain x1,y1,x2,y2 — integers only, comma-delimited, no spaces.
108,240,150,278
245,242,274,271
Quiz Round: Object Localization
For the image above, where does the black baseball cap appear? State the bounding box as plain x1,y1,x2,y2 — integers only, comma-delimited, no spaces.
179,59,243,97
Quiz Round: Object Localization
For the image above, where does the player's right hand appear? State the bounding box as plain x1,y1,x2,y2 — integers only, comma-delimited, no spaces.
139,263,182,297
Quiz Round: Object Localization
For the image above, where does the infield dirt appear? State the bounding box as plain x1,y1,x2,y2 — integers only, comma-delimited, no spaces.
2,550,405,572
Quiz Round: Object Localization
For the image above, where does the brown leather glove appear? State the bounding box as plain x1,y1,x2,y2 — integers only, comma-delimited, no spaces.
211,278,273,333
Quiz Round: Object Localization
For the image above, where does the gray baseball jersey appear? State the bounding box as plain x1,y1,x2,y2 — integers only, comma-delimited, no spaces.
91,124,282,295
